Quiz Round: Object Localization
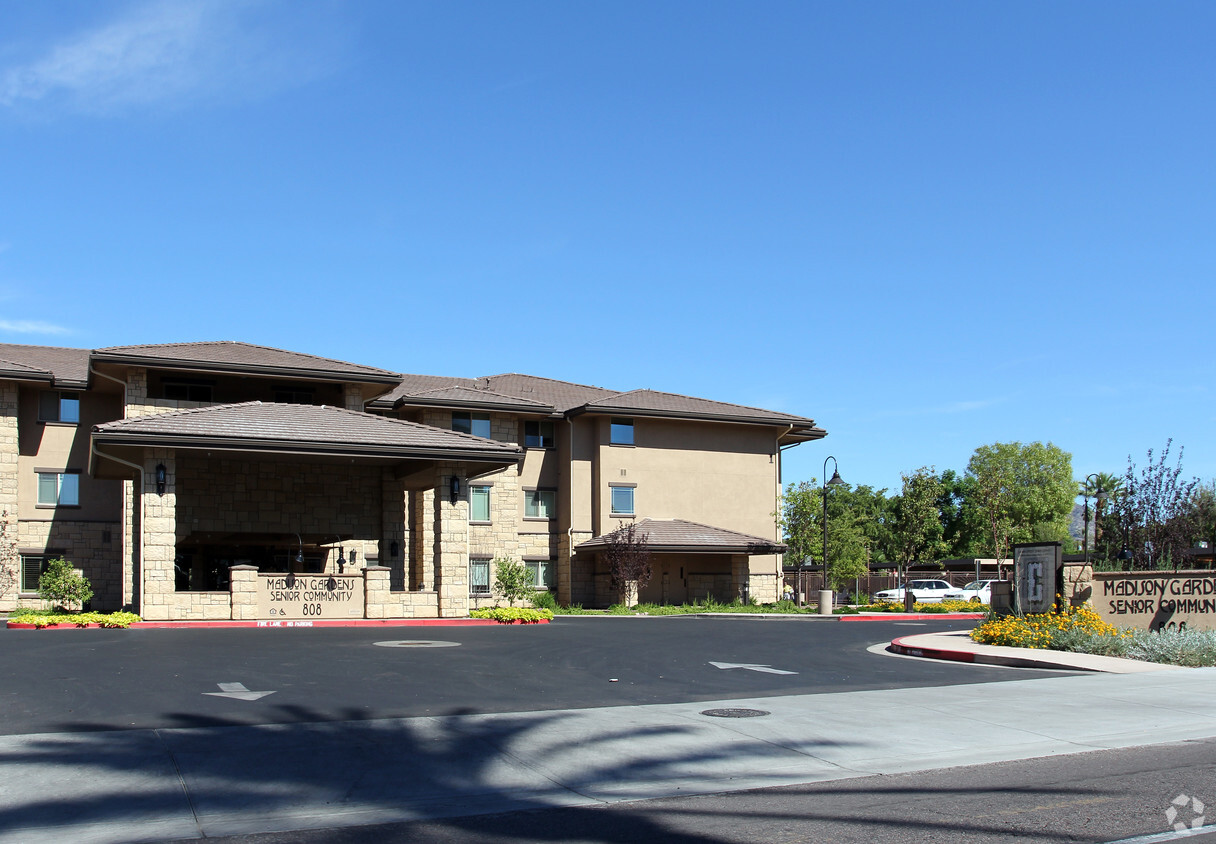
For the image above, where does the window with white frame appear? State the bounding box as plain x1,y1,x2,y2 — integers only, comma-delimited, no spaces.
38,391,80,424
470,485,491,522
524,420,554,448
37,471,80,507
452,411,492,438
470,557,491,595
610,417,634,445
610,485,635,516
525,558,556,590
524,488,556,519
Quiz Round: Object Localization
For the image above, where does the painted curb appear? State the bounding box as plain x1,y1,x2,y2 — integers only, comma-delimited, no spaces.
888,634,1095,671
6,618,551,630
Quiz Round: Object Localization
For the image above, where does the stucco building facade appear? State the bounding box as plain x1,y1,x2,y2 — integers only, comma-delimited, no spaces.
0,341,825,620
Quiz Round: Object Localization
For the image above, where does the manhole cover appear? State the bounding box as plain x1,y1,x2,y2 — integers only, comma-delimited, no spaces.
700,708,771,718
373,640,461,648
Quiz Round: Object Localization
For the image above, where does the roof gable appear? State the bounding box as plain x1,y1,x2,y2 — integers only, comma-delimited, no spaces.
0,343,92,388
92,341,400,384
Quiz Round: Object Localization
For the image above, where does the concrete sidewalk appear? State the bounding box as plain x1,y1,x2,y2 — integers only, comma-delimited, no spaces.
2,668,1214,843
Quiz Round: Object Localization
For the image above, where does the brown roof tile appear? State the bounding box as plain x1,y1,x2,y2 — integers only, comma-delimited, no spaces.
0,343,92,387
577,519,786,554
583,388,814,426
92,341,400,383
93,401,521,460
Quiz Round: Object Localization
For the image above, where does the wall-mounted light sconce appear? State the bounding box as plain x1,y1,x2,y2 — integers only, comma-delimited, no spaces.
335,536,346,573
155,464,167,495
294,533,304,565
450,475,461,504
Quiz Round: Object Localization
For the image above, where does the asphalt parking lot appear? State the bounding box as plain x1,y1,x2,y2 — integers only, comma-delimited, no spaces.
0,615,1070,735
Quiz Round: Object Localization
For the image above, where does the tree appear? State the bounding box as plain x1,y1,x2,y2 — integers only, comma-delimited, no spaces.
893,467,947,583
965,442,1075,568
1079,471,1125,550
779,480,873,589
1187,482,1216,564
935,469,977,558
38,557,93,611
1116,440,1199,570
603,522,652,606
492,556,534,607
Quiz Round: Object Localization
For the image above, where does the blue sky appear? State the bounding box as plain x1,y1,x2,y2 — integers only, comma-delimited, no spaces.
1,1,1213,494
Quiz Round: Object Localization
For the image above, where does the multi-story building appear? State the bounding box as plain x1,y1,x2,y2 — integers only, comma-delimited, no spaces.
0,341,825,620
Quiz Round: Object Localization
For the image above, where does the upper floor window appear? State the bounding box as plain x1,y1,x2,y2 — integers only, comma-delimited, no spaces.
39,391,80,424
525,488,556,519
274,388,315,404
470,485,492,522
37,471,80,507
163,380,213,402
524,420,555,449
610,485,635,516
610,417,634,445
452,411,491,439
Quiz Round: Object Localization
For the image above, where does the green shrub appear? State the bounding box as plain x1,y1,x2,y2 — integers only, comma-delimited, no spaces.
8,610,142,628
469,607,554,624
38,558,93,611
492,557,535,606
530,590,559,611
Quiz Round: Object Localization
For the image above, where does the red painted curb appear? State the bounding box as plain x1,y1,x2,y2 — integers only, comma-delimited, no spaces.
889,634,977,662
7,618,551,630
839,612,987,621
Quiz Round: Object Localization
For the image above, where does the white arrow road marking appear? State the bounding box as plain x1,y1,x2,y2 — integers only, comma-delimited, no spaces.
709,661,798,675
204,682,277,701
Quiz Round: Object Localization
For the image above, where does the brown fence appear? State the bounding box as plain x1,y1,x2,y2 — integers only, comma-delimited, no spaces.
782,571,990,605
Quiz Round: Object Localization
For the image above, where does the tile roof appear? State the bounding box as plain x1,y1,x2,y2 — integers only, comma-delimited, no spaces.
92,341,400,383
582,388,814,426
93,401,521,460
577,518,786,554
390,384,554,413
0,343,92,387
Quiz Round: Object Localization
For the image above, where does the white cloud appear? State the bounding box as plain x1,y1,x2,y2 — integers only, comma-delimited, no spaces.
0,319,71,335
0,0,344,114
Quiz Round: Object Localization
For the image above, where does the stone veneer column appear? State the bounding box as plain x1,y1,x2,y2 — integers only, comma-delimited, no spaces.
731,555,750,602
0,383,19,609
364,566,390,618
141,451,176,621
433,465,469,617
229,565,259,620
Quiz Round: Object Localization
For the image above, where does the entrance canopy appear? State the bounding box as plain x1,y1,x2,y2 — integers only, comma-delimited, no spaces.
577,519,786,555
89,401,522,477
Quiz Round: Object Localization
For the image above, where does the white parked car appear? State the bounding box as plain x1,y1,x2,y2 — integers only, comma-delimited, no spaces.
874,579,953,604
944,580,1000,603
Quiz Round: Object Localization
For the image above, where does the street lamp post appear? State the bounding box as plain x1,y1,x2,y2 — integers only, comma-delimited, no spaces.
1082,473,1108,566
821,456,844,616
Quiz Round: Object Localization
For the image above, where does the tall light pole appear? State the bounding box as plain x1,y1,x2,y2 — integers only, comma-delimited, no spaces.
821,455,844,615
1082,473,1107,565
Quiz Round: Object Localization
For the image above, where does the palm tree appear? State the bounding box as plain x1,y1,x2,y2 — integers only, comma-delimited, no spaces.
1078,472,1125,547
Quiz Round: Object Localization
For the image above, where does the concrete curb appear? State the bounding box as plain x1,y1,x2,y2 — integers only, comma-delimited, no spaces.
889,630,1183,674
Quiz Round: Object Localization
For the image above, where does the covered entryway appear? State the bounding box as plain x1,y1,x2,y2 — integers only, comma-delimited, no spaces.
90,401,520,620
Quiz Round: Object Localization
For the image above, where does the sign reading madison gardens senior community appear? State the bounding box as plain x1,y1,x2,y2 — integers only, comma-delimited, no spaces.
257,573,365,619
1093,571,1216,632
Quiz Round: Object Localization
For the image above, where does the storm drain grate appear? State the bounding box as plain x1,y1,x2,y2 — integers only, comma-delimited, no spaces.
373,640,462,648
700,708,771,718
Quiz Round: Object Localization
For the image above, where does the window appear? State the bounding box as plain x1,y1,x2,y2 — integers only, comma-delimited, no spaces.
610,485,634,516
470,485,491,522
524,419,555,448
38,391,80,424
525,488,556,519
470,558,491,595
610,417,634,445
20,554,51,592
452,411,491,439
274,388,315,404
163,381,213,402
525,558,556,590
37,471,79,507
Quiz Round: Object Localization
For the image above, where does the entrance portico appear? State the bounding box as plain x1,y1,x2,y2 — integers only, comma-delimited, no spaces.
90,401,520,621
